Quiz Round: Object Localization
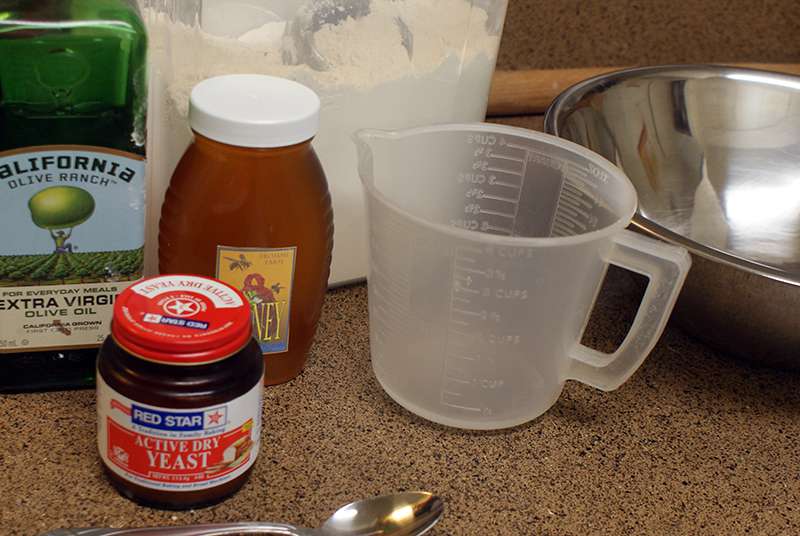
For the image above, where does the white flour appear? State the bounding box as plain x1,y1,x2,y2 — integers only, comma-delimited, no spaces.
143,0,502,283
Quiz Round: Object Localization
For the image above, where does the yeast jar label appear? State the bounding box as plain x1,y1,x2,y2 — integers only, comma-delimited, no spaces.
97,373,262,491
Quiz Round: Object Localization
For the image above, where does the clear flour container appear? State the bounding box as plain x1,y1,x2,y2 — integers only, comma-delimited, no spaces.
140,0,509,284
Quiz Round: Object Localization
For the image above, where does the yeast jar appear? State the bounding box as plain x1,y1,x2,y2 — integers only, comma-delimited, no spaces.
160,75,333,385
97,275,264,509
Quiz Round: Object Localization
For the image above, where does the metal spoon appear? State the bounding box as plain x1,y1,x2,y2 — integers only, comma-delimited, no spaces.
43,491,444,536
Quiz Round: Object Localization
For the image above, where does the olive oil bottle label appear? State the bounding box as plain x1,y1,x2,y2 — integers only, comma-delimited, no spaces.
216,246,296,355
0,146,145,353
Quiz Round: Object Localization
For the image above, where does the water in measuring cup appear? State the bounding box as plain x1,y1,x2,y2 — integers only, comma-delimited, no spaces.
364,128,627,427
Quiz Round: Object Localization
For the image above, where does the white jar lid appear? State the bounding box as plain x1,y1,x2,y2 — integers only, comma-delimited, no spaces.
189,74,321,148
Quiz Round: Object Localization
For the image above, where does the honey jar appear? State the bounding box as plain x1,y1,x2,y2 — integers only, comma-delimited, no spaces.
159,74,333,385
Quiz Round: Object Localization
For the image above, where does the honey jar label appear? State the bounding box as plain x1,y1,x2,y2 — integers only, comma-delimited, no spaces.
97,373,263,491
215,246,296,355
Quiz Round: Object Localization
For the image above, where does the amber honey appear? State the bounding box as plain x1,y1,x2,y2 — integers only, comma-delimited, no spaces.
159,75,333,385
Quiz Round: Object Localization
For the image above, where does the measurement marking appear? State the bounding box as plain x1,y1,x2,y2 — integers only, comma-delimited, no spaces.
374,282,409,298
552,222,574,236
444,368,469,381
479,209,516,218
448,353,478,361
457,267,487,275
563,184,589,201
561,189,593,209
555,212,588,231
563,181,588,196
483,224,513,234
491,180,522,189
383,285,411,299
374,322,408,334
504,141,528,151
369,269,411,286
481,193,518,203
455,286,479,295
563,188,593,208
560,202,591,221
451,308,483,317
442,242,493,410
487,166,523,176
555,208,584,223
552,226,575,236
490,153,525,163
509,144,528,232
381,300,408,318
448,338,480,346
445,377,472,385
441,402,483,412
373,290,408,307
446,337,481,348
373,301,406,316
372,324,407,337
374,305,407,317
448,329,474,338
564,164,589,178
560,202,591,220
549,163,574,237
519,144,574,164
373,317,410,331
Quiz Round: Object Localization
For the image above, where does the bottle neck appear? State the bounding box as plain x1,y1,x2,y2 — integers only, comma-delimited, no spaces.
192,132,314,158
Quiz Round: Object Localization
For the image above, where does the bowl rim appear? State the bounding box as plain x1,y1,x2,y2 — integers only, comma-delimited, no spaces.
544,63,800,288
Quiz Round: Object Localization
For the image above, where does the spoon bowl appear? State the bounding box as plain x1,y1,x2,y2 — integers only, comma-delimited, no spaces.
322,492,444,535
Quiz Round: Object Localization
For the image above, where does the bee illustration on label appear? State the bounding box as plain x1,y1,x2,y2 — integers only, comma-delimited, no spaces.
224,254,252,272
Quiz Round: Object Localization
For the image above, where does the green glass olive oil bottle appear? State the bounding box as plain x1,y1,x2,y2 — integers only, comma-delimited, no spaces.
0,0,147,391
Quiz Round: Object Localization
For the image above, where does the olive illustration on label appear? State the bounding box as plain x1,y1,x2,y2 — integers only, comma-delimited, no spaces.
28,186,95,254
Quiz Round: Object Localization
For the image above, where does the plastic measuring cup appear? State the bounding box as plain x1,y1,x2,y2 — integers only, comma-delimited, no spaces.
355,124,691,430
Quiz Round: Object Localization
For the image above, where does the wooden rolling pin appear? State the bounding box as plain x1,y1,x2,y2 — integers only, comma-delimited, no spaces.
487,63,800,117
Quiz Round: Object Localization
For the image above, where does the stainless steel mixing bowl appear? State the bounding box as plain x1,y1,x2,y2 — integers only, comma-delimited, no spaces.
545,65,800,368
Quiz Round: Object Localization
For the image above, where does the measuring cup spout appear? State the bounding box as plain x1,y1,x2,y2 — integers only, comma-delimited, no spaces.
353,128,397,191
353,128,395,146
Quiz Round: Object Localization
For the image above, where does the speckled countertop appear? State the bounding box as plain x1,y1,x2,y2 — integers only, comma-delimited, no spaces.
2,117,800,535
497,0,800,70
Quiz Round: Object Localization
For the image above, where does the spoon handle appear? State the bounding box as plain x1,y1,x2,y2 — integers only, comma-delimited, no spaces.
41,522,309,536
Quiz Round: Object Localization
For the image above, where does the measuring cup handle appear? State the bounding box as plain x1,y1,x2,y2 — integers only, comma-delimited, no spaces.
566,230,691,391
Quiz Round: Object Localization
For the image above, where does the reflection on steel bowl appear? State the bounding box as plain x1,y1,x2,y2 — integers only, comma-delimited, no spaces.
545,64,800,368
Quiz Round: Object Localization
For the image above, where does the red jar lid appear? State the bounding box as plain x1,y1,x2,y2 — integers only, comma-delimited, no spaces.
111,274,253,365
